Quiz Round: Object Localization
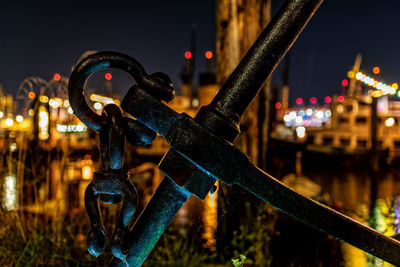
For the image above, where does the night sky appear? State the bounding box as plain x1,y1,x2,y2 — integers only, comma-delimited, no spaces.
1,1,400,105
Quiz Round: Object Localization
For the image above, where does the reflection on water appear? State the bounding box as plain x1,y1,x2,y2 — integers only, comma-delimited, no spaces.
202,181,218,251
308,165,400,267
395,196,400,235
3,174,17,210
367,198,396,267
371,199,396,237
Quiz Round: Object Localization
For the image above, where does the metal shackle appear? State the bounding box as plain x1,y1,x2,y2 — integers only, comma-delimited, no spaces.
84,104,138,259
68,51,176,261
68,51,174,131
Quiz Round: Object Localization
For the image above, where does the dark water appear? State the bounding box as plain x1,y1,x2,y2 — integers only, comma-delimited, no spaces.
277,157,400,267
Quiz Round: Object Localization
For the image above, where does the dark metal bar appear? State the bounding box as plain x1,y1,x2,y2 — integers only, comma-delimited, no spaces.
169,96,400,265
122,86,400,266
234,164,400,266
211,0,322,121
196,0,323,140
370,96,379,172
112,0,324,265
68,0,400,264
110,176,190,266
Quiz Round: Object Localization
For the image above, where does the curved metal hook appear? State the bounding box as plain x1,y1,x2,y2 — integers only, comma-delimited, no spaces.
68,51,174,131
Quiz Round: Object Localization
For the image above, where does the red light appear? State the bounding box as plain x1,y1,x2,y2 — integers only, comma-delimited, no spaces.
341,79,349,87
184,51,192,60
28,91,36,99
310,97,317,104
324,96,332,103
338,95,345,103
296,97,303,105
105,73,112,81
275,102,282,109
53,73,61,81
205,51,213,59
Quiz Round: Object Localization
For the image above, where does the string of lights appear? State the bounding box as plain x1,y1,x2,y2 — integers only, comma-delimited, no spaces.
350,71,398,96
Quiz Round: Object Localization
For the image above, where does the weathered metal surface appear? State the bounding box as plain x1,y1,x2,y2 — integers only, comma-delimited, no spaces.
110,175,191,265
68,51,174,131
68,53,175,260
84,104,137,259
196,0,323,142
84,104,138,260
68,0,400,266
120,86,400,266
113,0,327,265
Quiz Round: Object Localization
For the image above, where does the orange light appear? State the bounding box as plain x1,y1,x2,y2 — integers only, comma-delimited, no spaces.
53,73,61,81
275,102,282,109
371,90,383,98
205,51,213,59
373,66,380,75
347,71,355,79
82,165,93,180
184,51,192,60
28,91,36,99
105,73,112,81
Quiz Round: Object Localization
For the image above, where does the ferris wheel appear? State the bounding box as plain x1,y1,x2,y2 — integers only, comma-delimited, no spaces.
16,76,48,113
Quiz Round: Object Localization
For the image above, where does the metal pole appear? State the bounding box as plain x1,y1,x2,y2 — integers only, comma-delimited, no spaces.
196,0,323,141
370,96,379,172
369,96,379,222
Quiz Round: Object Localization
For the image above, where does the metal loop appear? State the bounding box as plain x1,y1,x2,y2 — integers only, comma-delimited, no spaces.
68,51,174,131
100,104,125,170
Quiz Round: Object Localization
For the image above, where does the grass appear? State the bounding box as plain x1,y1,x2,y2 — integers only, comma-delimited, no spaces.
0,201,277,266
0,211,112,266
0,135,277,266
